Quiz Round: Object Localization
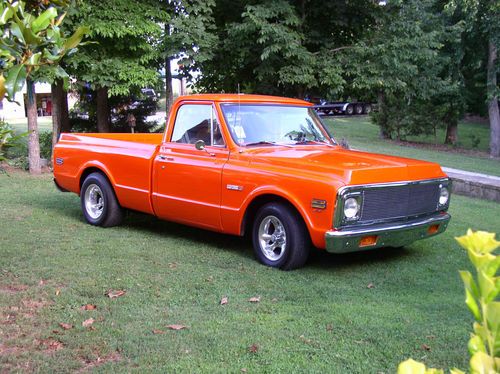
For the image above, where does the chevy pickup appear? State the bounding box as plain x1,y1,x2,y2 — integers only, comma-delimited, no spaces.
53,94,451,270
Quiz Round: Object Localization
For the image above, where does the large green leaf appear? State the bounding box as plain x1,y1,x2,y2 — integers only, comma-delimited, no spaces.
0,6,13,25
4,64,26,100
10,21,26,45
63,25,90,51
31,7,58,34
470,351,495,374
28,51,41,66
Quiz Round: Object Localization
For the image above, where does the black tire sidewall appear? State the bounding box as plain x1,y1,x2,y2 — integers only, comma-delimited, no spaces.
252,203,308,269
80,173,113,226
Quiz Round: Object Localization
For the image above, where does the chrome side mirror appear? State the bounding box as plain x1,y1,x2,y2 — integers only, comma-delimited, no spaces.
195,140,205,151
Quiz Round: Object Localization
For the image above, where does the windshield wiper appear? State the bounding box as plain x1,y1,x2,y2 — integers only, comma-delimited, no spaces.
294,140,333,146
244,141,292,148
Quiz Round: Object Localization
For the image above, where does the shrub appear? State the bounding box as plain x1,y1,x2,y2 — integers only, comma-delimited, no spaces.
39,131,53,160
0,120,26,161
398,230,500,374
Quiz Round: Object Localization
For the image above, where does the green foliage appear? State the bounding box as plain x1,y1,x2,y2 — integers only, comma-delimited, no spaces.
0,0,89,100
64,0,167,96
0,120,26,161
398,229,500,374
38,130,52,159
347,0,464,139
197,0,380,97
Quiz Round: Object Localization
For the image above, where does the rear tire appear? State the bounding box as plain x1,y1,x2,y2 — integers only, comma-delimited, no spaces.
355,104,363,115
363,104,372,114
345,105,354,115
252,203,310,270
81,172,123,227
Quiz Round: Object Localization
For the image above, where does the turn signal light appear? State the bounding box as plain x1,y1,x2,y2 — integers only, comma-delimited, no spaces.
359,235,378,247
428,224,439,235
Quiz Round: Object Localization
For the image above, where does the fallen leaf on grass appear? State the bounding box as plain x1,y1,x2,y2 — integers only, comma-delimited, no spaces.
367,283,375,289
59,322,73,330
106,290,126,299
55,289,61,296
166,324,188,330
39,279,48,286
241,369,248,373
248,344,259,353
82,318,95,327
421,344,431,351
220,297,228,305
168,262,177,269
80,304,97,311
152,329,165,334
326,324,333,331
248,296,260,303
426,335,436,339
39,338,63,351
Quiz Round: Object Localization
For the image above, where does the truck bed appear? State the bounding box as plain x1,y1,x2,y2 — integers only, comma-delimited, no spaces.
53,133,163,215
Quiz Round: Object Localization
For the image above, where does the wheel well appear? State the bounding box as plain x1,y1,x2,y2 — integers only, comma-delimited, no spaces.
241,194,309,237
79,167,110,191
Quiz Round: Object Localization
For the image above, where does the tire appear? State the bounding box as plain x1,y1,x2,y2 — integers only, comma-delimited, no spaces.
354,104,363,115
363,104,372,114
252,203,310,270
81,172,123,227
345,104,354,115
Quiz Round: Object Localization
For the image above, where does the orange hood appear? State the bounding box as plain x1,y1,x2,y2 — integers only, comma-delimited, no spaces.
245,145,447,185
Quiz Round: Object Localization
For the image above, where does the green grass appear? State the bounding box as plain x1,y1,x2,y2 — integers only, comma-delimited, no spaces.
1,172,498,372
8,116,53,134
323,116,500,177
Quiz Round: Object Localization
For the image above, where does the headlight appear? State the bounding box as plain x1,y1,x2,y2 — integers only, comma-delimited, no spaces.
439,185,449,206
344,197,360,219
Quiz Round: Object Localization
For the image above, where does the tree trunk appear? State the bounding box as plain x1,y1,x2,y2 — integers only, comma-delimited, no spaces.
165,56,174,114
445,122,458,145
51,80,71,154
96,87,110,133
377,91,391,139
487,40,500,158
51,80,62,153
26,78,41,174
60,86,70,133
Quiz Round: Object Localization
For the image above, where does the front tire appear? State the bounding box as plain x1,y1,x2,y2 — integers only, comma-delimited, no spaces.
81,172,123,227
252,203,310,270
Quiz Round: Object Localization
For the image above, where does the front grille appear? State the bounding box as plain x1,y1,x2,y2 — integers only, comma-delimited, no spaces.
360,183,440,222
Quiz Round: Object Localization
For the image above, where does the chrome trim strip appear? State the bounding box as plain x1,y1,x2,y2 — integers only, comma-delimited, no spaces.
325,213,451,254
333,178,451,228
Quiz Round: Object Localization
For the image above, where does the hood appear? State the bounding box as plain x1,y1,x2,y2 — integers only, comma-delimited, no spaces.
246,145,447,185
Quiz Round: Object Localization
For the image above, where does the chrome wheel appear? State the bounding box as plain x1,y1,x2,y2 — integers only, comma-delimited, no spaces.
84,184,104,220
258,215,287,261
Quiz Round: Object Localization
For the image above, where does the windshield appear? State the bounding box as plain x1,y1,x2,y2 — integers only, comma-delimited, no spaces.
220,104,335,146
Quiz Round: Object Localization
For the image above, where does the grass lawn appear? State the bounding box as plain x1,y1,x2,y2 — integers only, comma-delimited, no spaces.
8,117,53,134
323,116,500,177
1,171,498,372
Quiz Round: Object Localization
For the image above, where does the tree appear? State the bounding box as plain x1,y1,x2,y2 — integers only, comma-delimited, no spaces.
348,0,463,140
0,0,88,174
447,0,499,156
197,0,380,98
162,0,217,113
65,0,167,132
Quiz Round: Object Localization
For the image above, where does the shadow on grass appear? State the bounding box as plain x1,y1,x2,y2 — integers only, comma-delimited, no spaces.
34,189,413,271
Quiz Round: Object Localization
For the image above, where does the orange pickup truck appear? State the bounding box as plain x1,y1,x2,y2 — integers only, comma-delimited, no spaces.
53,94,451,270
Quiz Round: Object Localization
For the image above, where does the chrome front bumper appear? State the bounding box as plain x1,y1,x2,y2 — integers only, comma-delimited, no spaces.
325,213,451,254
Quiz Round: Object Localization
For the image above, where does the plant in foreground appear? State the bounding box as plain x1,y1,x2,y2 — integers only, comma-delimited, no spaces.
398,229,500,374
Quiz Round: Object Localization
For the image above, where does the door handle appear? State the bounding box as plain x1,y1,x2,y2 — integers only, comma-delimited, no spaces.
158,155,174,161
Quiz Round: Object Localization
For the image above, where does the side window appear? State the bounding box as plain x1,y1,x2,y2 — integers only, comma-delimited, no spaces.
171,104,225,147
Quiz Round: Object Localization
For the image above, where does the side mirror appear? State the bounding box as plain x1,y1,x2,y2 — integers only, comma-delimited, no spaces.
195,140,206,151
